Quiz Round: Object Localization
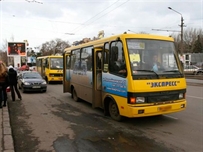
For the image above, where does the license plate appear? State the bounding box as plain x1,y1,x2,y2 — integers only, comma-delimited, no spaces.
159,106,171,111
32,86,41,88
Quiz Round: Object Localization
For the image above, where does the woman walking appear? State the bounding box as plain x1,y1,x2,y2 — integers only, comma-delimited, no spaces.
8,65,22,101
0,61,9,108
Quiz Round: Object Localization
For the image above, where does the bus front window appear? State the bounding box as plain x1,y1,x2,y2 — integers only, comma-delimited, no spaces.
50,58,63,69
127,39,182,78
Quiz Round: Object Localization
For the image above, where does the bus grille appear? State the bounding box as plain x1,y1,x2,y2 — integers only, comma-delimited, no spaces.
147,94,179,103
128,89,186,104
50,74,63,77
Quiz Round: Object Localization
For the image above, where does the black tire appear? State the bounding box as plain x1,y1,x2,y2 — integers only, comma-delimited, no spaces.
42,90,47,93
109,100,123,121
72,88,79,102
197,72,203,75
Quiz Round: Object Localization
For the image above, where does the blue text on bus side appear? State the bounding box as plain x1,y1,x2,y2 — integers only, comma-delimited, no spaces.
149,81,178,88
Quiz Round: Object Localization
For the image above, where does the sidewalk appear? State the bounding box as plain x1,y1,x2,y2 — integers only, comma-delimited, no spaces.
0,105,15,152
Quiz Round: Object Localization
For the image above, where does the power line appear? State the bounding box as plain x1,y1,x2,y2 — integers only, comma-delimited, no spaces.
71,0,120,33
152,29,180,32
25,0,43,4
72,0,130,34
1,16,156,34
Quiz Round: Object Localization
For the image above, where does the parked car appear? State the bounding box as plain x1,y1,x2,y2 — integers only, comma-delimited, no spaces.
194,68,203,75
18,71,47,93
195,62,203,68
184,65,200,75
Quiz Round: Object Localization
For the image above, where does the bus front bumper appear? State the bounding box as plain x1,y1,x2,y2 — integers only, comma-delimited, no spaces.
49,77,63,82
125,100,186,117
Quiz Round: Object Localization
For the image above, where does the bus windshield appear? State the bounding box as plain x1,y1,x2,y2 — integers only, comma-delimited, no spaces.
50,58,63,69
126,39,180,76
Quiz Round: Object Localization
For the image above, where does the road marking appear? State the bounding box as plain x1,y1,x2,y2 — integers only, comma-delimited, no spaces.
164,115,178,120
186,95,203,100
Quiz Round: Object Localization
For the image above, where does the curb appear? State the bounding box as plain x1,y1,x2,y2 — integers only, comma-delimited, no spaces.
2,105,15,152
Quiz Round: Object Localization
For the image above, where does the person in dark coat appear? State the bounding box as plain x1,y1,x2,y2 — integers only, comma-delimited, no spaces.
0,61,9,108
8,66,22,101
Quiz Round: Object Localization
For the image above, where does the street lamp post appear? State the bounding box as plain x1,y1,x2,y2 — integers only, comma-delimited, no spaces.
168,7,184,55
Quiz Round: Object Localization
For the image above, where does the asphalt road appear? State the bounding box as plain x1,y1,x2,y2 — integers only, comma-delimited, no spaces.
8,83,203,152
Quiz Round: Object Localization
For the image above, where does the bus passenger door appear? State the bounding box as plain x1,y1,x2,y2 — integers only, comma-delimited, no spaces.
63,53,71,93
41,58,46,79
36,59,42,75
92,49,102,108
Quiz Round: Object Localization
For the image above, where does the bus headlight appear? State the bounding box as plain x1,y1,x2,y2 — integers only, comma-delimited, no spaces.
128,94,145,104
179,93,184,99
136,97,145,103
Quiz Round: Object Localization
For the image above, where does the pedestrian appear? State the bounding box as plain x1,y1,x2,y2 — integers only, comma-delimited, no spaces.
8,65,22,101
0,61,9,108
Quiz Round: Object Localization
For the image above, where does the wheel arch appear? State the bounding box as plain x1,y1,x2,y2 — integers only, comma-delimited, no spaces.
103,95,117,116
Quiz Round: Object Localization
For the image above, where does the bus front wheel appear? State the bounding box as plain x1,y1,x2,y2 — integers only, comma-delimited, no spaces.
72,88,79,102
109,100,123,121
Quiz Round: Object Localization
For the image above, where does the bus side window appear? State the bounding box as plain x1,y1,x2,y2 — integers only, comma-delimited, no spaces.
109,46,119,72
46,59,49,68
103,42,109,72
66,56,70,69
43,59,46,67
109,41,126,76
97,52,102,69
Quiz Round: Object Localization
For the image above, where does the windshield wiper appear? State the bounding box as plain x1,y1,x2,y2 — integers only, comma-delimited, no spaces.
163,70,182,74
135,70,159,78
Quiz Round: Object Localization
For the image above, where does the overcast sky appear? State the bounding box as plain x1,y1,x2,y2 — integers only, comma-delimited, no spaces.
0,0,202,50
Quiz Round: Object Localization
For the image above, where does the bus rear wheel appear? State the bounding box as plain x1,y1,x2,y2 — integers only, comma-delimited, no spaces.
72,88,79,102
109,100,123,121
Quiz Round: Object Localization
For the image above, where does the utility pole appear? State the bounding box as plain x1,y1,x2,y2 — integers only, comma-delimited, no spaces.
180,16,184,55
168,7,185,56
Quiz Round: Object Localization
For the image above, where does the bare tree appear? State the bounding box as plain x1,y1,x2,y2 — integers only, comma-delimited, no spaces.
0,39,9,64
193,35,203,53
40,38,70,56
171,27,203,53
